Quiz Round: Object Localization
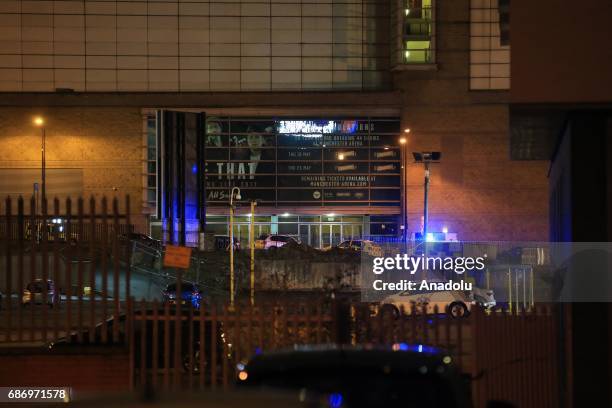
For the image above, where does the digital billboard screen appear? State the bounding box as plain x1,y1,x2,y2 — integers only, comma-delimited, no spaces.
204,118,401,207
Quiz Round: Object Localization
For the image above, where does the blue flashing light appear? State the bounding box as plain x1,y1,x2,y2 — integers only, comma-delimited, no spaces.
329,393,343,408
255,347,263,355
392,343,439,354
191,164,198,174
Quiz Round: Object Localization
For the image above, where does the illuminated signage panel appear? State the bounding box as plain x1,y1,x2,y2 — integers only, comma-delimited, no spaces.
204,117,401,206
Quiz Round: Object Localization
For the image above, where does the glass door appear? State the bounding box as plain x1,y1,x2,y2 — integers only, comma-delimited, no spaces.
322,224,332,249
299,225,309,245
331,224,341,247
310,225,320,248
322,224,342,248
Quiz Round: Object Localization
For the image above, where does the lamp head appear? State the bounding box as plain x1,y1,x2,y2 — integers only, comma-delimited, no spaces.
413,151,441,162
399,137,407,145
33,116,44,127
236,193,242,200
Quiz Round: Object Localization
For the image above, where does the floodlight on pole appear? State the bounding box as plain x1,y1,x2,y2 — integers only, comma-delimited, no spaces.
412,151,441,243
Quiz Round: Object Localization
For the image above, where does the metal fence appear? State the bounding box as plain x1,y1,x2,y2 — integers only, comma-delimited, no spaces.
0,195,562,407
0,195,132,343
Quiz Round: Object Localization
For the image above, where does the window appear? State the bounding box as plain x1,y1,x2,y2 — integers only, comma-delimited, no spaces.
392,0,435,66
278,223,299,235
143,112,157,213
370,215,398,236
470,0,510,90
404,0,434,63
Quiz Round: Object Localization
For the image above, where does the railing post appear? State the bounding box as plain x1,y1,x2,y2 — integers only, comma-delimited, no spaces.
5,197,12,339
332,297,351,345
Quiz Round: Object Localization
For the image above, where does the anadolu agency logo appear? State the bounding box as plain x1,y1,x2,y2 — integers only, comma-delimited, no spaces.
368,253,487,292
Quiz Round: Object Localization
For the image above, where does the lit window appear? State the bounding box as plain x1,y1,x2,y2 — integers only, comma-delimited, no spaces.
399,0,435,64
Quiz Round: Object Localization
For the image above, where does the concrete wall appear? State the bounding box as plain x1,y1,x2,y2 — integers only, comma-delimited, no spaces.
0,346,130,392
0,107,145,230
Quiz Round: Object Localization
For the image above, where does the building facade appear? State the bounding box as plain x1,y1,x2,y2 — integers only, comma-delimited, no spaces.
0,0,548,246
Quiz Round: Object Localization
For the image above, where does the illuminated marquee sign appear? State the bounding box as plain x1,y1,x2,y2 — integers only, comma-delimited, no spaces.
277,120,360,136
204,117,401,206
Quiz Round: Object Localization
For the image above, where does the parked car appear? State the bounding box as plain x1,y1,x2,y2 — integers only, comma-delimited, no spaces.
22,279,59,307
214,235,241,251
380,286,496,318
237,345,473,408
162,282,203,309
255,234,297,249
25,219,79,243
336,239,384,257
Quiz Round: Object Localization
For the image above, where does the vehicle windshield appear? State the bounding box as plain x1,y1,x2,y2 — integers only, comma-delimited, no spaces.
27,281,51,293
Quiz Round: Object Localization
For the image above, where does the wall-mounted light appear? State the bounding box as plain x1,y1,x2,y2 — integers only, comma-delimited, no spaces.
404,128,411,133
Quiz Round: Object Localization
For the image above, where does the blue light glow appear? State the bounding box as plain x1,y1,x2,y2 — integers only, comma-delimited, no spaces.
392,343,439,354
328,393,343,408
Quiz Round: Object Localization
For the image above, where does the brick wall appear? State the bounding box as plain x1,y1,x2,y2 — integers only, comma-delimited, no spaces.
0,346,130,392
0,107,146,232
0,0,550,242
393,0,549,241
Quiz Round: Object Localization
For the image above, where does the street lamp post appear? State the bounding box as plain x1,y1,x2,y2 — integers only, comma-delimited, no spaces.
33,116,46,206
229,186,241,310
399,133,408,241
412,151,441,242
249,200,257,306
423,161,430,239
